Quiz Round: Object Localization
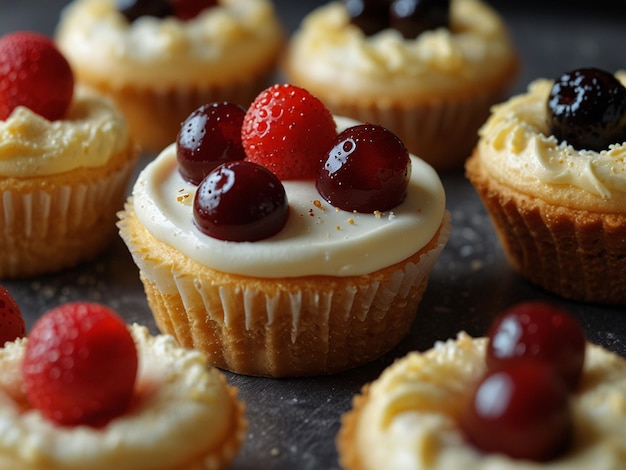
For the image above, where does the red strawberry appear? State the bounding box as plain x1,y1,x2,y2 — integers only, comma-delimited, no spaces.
0,285,25,345
0,31,74,121
241,84,337,180
22,302,138,427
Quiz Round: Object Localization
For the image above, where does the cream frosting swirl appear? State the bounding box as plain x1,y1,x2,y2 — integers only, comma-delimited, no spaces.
350,332,626,469
0,87,130,177
55,0,284,88
0,324,241,470
476,71,626,211
130,117,447,278
285,0,516,99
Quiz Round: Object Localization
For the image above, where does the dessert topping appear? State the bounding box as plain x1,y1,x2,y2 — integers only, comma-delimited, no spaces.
177,102,246,185
317,124,411,212
22,302,138,427
117,0,217,22
344,0,389,36
0,285,26,345
486,301,586,390
461,361,572,462
390,0,450,39
193,160,288,241
0,32,74,121
461,301,585,461
241,83,337,180
547,68,626,152
344,0,450,39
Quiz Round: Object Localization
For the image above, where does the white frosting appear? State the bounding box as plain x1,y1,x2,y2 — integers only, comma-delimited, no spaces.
130,117,446,278
476,71,626,210
55,0,284,88
0,325,238,470
351,333,626,469
0,88,130,177
286,0,516,99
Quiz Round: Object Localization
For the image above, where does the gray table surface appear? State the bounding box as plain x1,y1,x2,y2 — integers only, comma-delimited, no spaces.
1,1,625,469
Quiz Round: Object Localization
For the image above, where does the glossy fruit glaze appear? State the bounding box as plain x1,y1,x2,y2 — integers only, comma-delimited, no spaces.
547,67,626,152
193,160,289,242
317,123,411,213
177,102,246,185
344,0,450,38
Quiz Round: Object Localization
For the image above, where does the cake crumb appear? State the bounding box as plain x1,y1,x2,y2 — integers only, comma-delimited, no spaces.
176,189,191,204
313,199,325,210
373,210,382,219
347,218,355,225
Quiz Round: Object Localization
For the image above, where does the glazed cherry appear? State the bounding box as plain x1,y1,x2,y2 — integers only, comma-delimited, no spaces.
171,0,217,20
461,362,572,462
486,301,586,390
177,102,246,185
547,68,626,152
390,0,450,39
344,0,390,36
193,161,288,242
317,124,410,213
117,0,173,22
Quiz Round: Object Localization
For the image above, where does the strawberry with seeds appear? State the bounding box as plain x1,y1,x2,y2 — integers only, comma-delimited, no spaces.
22,302,138,426
0,31,74,121
242,83,337,180
0,285,25,346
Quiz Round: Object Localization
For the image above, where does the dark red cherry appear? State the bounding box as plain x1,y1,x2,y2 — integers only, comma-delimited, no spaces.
486,301,586,390
390,0,450,39
116,0,172,22
461,362,572,461
547,68,626,152
171,0,218,20
193,161,288,242
317,124,410,213
177,102,246,185
344,0,390,36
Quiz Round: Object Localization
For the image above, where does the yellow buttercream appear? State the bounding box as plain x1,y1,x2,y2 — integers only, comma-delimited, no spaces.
286,0,516,98
477,71,626,210
0,88,129,177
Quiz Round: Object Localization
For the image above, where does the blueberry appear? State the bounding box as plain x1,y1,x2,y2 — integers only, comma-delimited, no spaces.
547,68,626,152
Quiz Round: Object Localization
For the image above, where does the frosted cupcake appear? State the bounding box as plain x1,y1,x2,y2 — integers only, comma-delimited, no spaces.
0,31,140,278
118,85,450,377
283,0,519,171
55,0,285,152
0,302,246,470
338,302,626,469
466,68,626,304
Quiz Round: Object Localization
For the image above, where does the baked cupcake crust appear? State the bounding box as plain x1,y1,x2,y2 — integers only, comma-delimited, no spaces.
466,72,626,303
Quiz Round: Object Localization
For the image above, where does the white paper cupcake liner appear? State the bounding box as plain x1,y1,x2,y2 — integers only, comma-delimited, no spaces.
0,154,138,278
120,207,451,376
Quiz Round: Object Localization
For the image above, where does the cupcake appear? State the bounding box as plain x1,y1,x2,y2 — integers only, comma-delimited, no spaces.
118,84,450,377
0,31,140,279
55,0,285,153
338,301,626,469
283,0,519,171
0,301,246,470
466,68,626,304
